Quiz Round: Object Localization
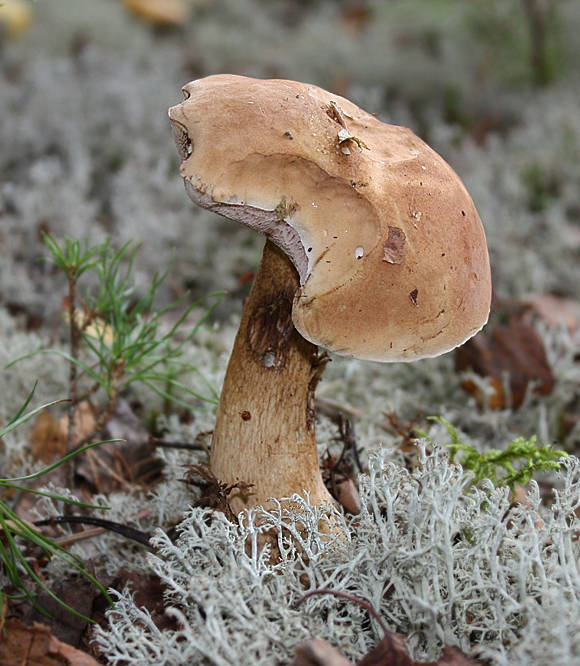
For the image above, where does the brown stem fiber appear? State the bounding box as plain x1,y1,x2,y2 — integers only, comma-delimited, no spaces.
210,240,334,513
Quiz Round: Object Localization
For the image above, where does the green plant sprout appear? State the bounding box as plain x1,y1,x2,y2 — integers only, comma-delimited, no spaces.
426,416,567,492
0,385,115,622
11,234,222,455
2,235,222,621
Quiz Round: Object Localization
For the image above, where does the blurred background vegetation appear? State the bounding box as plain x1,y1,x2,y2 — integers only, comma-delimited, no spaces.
2,0,580,320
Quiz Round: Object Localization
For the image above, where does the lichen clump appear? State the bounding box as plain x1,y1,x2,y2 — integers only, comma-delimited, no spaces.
94,448,580,665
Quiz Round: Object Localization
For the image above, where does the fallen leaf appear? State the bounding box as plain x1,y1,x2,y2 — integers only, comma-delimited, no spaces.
0,619,100,665
58,401,98,449
107,569,178,632
238,270,255,285
294,638,353,665
334,478,361,515
340,3,373,35
509,485,545,529
20,576,96,647
296,591,480,666
123,0,191,27
293,635,479,666
358,632,412,665
456,321,554,409
426,645,481,666
30,411,66,463
519,293,580,333
0,0,34,40
359,635,479,665
62,301,115,347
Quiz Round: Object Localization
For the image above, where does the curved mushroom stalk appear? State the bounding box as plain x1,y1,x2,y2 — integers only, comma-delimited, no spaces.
211,240,334,512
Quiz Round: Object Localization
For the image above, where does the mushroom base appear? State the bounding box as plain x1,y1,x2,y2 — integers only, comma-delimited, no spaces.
210,240,335,514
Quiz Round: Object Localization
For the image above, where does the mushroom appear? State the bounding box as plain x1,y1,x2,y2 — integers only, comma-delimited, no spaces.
168,74,491,513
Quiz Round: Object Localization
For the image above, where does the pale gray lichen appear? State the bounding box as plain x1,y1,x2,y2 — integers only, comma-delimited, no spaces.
93,447,580,665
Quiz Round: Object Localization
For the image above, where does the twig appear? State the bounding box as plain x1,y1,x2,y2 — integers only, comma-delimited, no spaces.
521,0,557,86
53,526,106,547
151,437,206,451
296,589,389,636
315,396,362,421
85,448,134,490
73,379,121,451
34,515,153,549
64,286,80,514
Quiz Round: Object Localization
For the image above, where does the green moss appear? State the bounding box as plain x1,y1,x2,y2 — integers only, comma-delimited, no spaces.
428,416,567,491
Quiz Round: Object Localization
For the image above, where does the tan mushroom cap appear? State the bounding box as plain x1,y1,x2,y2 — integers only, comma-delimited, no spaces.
169,74,491,362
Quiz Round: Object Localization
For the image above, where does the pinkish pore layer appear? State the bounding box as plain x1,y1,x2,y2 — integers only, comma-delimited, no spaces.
184,179,310,283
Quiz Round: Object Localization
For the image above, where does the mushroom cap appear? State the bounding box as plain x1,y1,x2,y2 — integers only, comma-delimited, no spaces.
169,74,491,362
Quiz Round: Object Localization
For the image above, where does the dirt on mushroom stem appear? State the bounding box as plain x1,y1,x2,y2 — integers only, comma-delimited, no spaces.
210,240,336,514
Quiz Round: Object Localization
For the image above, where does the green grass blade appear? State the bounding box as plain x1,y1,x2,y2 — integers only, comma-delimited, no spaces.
0,396,70,439
0,439,121,482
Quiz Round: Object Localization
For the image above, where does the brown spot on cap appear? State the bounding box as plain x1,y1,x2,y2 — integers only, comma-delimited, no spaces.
383,226,406,264
409,289,419,306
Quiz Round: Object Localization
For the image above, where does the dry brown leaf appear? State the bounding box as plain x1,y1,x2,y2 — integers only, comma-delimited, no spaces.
426,645,481,666
519,293,580,332
456,321,554,409
293,634,479,666
28,400,96,468
340,3,373,35
359,635,479,664
75,398,161,493
0,0,34,39
58,401,97,445
357,631,413,665
294,638,353,665
123,0,191,27
295,590,479,666
0,619,99,665
30,411,66,463
334,478,361,515
20,576,96,648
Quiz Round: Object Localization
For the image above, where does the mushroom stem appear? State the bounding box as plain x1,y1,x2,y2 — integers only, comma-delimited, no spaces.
211,240,335,513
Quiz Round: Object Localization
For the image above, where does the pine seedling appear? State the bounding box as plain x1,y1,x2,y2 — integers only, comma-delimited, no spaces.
13,234,221,452
428,416,567,492
4,235,221,618
40,235,105,480
76,236,221,415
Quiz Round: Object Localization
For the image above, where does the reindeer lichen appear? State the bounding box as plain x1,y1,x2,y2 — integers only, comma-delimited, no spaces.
94,447,580,665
